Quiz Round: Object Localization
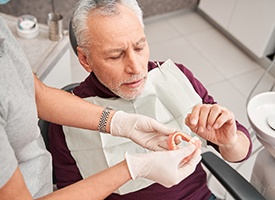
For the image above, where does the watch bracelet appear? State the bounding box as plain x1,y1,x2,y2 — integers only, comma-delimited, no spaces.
98,107,112,133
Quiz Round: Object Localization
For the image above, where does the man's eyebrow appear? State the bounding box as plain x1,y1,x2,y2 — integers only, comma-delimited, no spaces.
103,37,147,55
134,37,146,46
104,48,124,56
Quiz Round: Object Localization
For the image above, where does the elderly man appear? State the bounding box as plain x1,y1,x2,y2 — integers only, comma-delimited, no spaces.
49,0,252,199
0,0,204,199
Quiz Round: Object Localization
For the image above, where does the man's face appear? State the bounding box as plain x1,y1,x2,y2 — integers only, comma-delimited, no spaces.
78,4,149,100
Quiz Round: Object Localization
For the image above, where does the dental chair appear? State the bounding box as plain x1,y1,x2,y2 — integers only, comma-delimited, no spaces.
38,82,80,185
38,19,265,200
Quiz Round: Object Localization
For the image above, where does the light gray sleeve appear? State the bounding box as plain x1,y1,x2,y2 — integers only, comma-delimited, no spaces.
0,116,18,188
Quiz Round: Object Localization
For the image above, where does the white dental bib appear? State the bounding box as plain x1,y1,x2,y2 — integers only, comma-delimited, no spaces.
63,59,203,194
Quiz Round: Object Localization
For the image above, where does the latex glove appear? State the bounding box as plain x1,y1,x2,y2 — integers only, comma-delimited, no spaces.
125,143,201,188
110,111,175,151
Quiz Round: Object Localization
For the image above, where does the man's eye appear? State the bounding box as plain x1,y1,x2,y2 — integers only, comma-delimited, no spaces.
135,47,144,52
110,55,121,60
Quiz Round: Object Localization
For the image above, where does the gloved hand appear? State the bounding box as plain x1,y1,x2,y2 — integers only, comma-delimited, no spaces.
110,111,175,151
125,143,201,188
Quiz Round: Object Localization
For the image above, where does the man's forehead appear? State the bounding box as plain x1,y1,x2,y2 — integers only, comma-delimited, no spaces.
101,37,147,54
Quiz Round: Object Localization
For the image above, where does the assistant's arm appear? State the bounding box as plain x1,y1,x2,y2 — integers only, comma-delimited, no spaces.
0,145,200,200
34,74,114,132
34,74,175,150
0,161,131,200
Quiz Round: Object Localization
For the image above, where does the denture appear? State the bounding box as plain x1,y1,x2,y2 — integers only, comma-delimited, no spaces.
167,131,202,164
167,131,192,150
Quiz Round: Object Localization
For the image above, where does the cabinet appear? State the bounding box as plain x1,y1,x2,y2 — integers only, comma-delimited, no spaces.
1,13,72,88
42,48,71,88
198,0,275,58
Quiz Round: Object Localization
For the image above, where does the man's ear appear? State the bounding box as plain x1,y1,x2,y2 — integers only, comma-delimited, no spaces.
77,47,93,73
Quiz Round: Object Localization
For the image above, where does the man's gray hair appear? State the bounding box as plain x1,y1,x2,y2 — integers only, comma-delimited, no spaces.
72,0,144,50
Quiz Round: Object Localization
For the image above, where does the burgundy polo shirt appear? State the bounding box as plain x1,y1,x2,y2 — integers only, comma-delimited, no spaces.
49,61,252,200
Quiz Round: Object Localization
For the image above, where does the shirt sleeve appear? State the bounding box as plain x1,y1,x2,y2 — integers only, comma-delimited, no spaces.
0,116,18,189
175,62,252,160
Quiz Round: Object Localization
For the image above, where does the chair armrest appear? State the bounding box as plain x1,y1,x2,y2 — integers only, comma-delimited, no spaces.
201,151,265,200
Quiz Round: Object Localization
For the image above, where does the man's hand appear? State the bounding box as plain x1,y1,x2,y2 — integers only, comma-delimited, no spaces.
185,104,237,147
110,111,175,151
185,104,251,162
125,143,201,188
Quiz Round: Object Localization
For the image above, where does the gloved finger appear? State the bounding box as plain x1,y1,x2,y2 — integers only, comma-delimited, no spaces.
155,137,170,150
148,119,175,135
182,143,196,155
189,136,202,149
177,143,197,165
181,148,202,167
178,150,201,179
171,143,196,157
160,146,199,188
144,134,170,151
144,135,169,151
149,144,167,151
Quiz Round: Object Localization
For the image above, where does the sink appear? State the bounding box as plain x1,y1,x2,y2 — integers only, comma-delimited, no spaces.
247,92,275,157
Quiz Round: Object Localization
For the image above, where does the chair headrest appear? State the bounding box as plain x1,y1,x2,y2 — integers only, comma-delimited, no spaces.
69,18,78,56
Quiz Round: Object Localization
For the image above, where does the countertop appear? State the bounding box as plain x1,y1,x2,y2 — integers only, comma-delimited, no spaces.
0,13,70,80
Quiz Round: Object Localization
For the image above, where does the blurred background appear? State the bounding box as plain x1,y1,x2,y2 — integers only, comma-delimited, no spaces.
0,0,198,30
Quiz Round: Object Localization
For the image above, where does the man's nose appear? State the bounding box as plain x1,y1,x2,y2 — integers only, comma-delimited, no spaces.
125,51,143,74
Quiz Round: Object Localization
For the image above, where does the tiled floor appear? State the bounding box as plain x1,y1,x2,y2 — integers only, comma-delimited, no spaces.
70,8,274,199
